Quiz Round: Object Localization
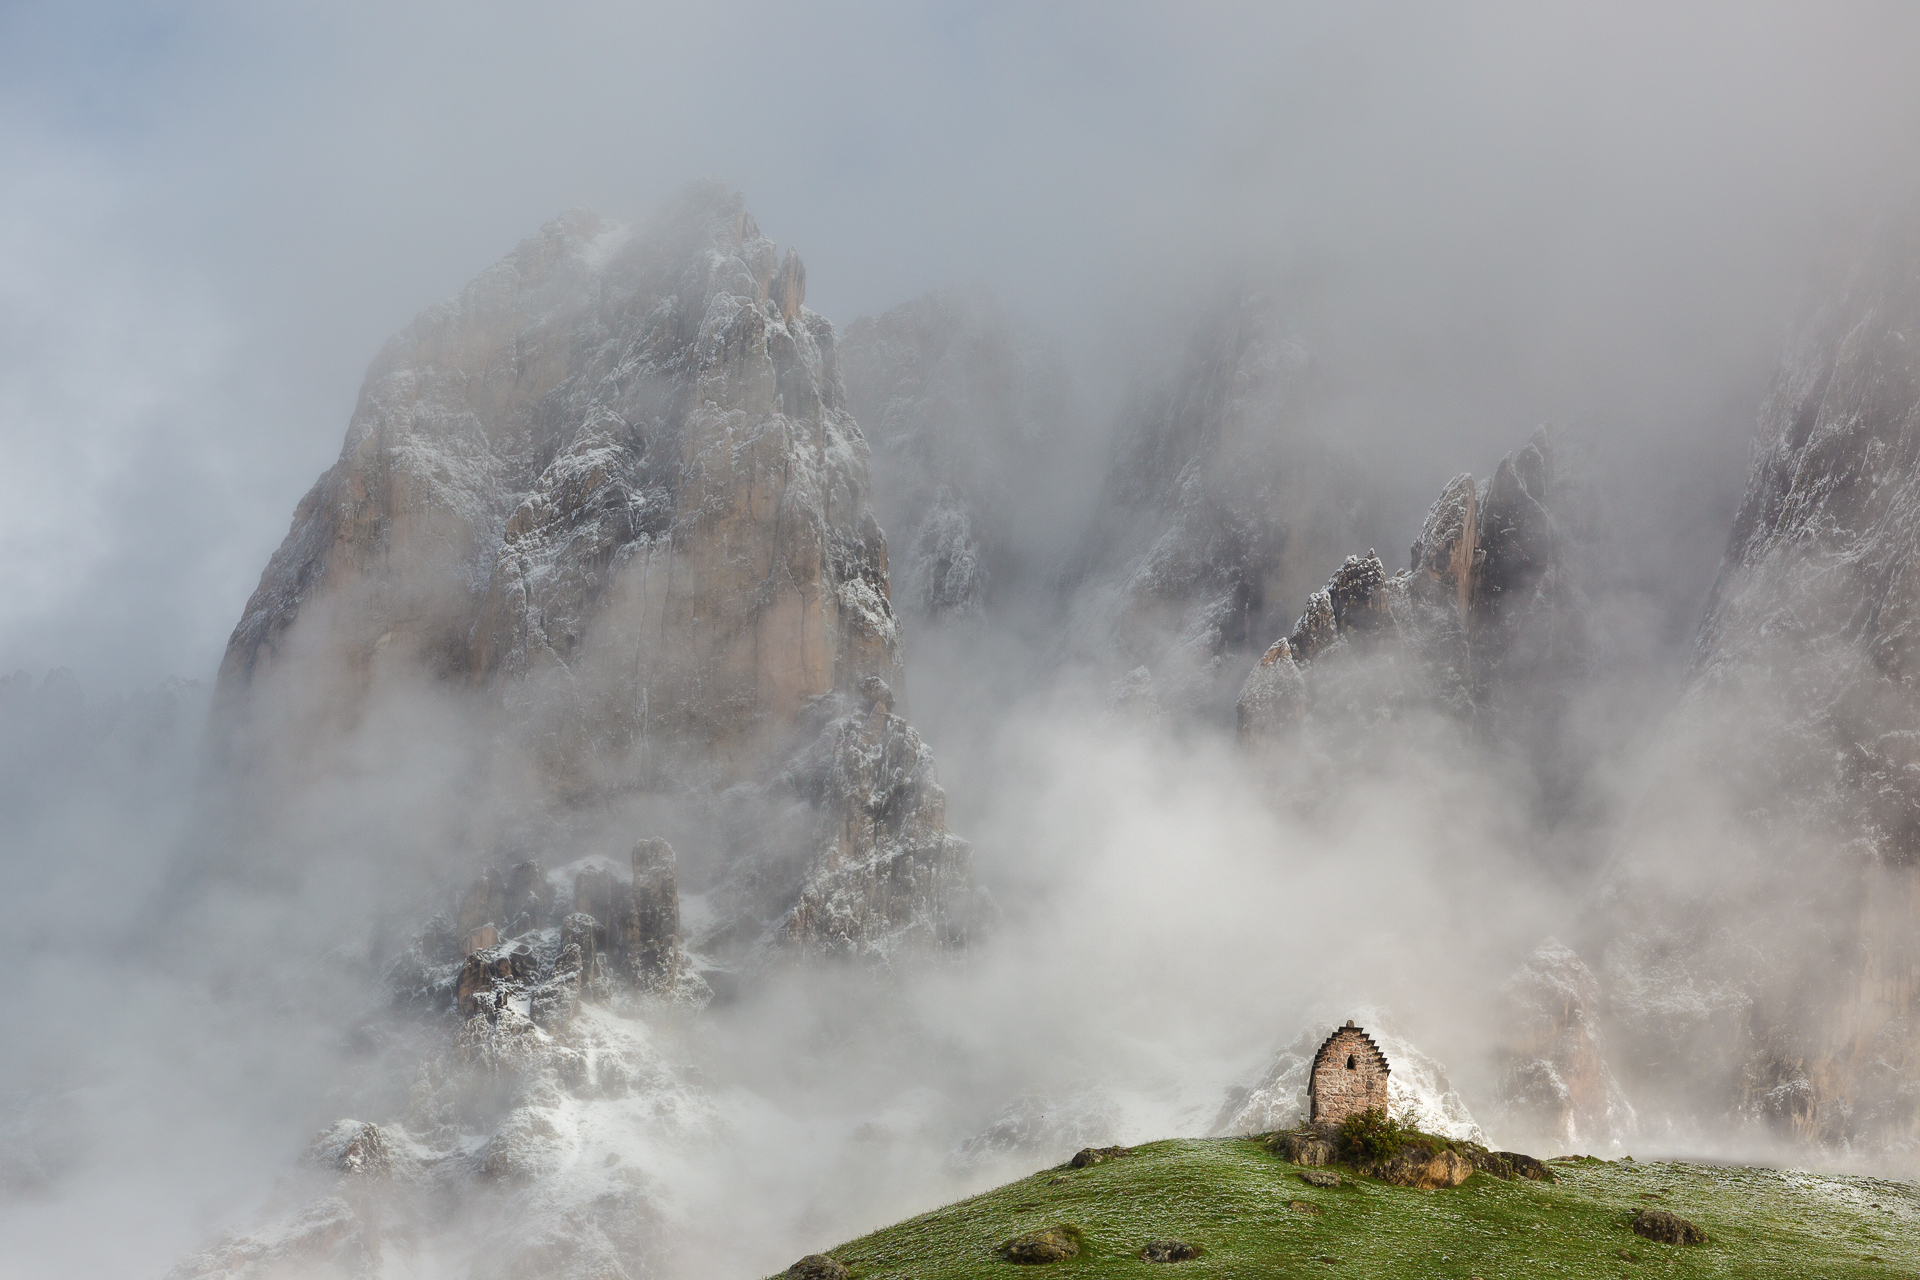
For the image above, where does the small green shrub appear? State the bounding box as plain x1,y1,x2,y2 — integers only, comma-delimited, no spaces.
1338,1108,1413,1162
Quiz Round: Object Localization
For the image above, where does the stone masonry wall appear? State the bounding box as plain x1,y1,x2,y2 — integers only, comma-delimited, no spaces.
1309,1022,1391,1124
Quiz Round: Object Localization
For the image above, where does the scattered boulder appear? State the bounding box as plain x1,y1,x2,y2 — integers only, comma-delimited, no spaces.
998,1226,1083,1264
1631,1208,1706,1245
1069,1145,1131,1168
1269,1127,1338,1167
1497,1150,1554,1182
1140,1240,1203,1263
1466,1146,1555,1182
1297,1168,1340,1188
1287,1200,1323,1216
785,1256,850,1280
1468,1149,1514,1179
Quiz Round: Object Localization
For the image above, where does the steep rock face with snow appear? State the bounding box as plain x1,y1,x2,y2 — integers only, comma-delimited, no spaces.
174,185,985,1280
1599,225,1920,1156
691,679,977,965
1495,940,1635,1154
1067,291,1369,718
767,683,974,959
220,182,896,788
176,866,715,1280
1694,225,1920,869
841,289,1075,620
1238,429,1587,745
214,183,970,963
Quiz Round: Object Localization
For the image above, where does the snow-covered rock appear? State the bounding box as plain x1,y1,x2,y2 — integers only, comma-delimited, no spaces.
175,877,718,1280
223,184,897,784
1213,1012,1487,1144
213,181,972,964
1238,428,1587,743
840,288,1075,620
1495,939,1635,1154
760,685,977,961
1597,218,1920,1157
169,186,987,1278
1234,638,1307,741
1064,289,1369,720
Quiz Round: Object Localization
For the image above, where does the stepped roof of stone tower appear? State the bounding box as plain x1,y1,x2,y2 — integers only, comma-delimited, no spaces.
1310,1021,1391,1077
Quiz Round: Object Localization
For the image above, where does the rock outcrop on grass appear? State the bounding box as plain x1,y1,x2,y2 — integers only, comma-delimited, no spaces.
1140,1239,1203,1262
1631,1208,1707,1245
1269,1128,1337,1166
1069,1145,1132,1168
785,1256,850,1280
1365,1145,1473,1189
998,1225,1083,1263
1267,1113,1549,1190
1469,1148,1556,1182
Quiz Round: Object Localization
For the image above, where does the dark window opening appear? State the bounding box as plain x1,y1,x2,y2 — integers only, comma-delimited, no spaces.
1345,1054,1356,1070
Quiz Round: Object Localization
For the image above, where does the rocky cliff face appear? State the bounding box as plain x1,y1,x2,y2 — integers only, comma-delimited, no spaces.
220,182,896,789
213,182,970,964
1066,290,1370,719
840,289,1076,620
1694,221,1920,869
178,186,989,1280
1236,429,1587,748
175,850,715,1280
1494,940,1635,1154
1596,224,1920,1157
767,681,974,959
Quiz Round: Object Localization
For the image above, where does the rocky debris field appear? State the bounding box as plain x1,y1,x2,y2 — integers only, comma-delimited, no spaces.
773,1137,1920,1278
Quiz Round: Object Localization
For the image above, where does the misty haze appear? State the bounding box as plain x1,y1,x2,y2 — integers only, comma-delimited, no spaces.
5,5,1920,1278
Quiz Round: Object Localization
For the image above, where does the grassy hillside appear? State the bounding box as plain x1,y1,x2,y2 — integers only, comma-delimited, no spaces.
782,1138,1920,1279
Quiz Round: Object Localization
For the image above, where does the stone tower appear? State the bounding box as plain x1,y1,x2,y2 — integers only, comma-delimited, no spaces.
1308,1019,1391,1124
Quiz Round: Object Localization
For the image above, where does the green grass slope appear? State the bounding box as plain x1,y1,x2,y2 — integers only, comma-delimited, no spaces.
784,1138,1920,1279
